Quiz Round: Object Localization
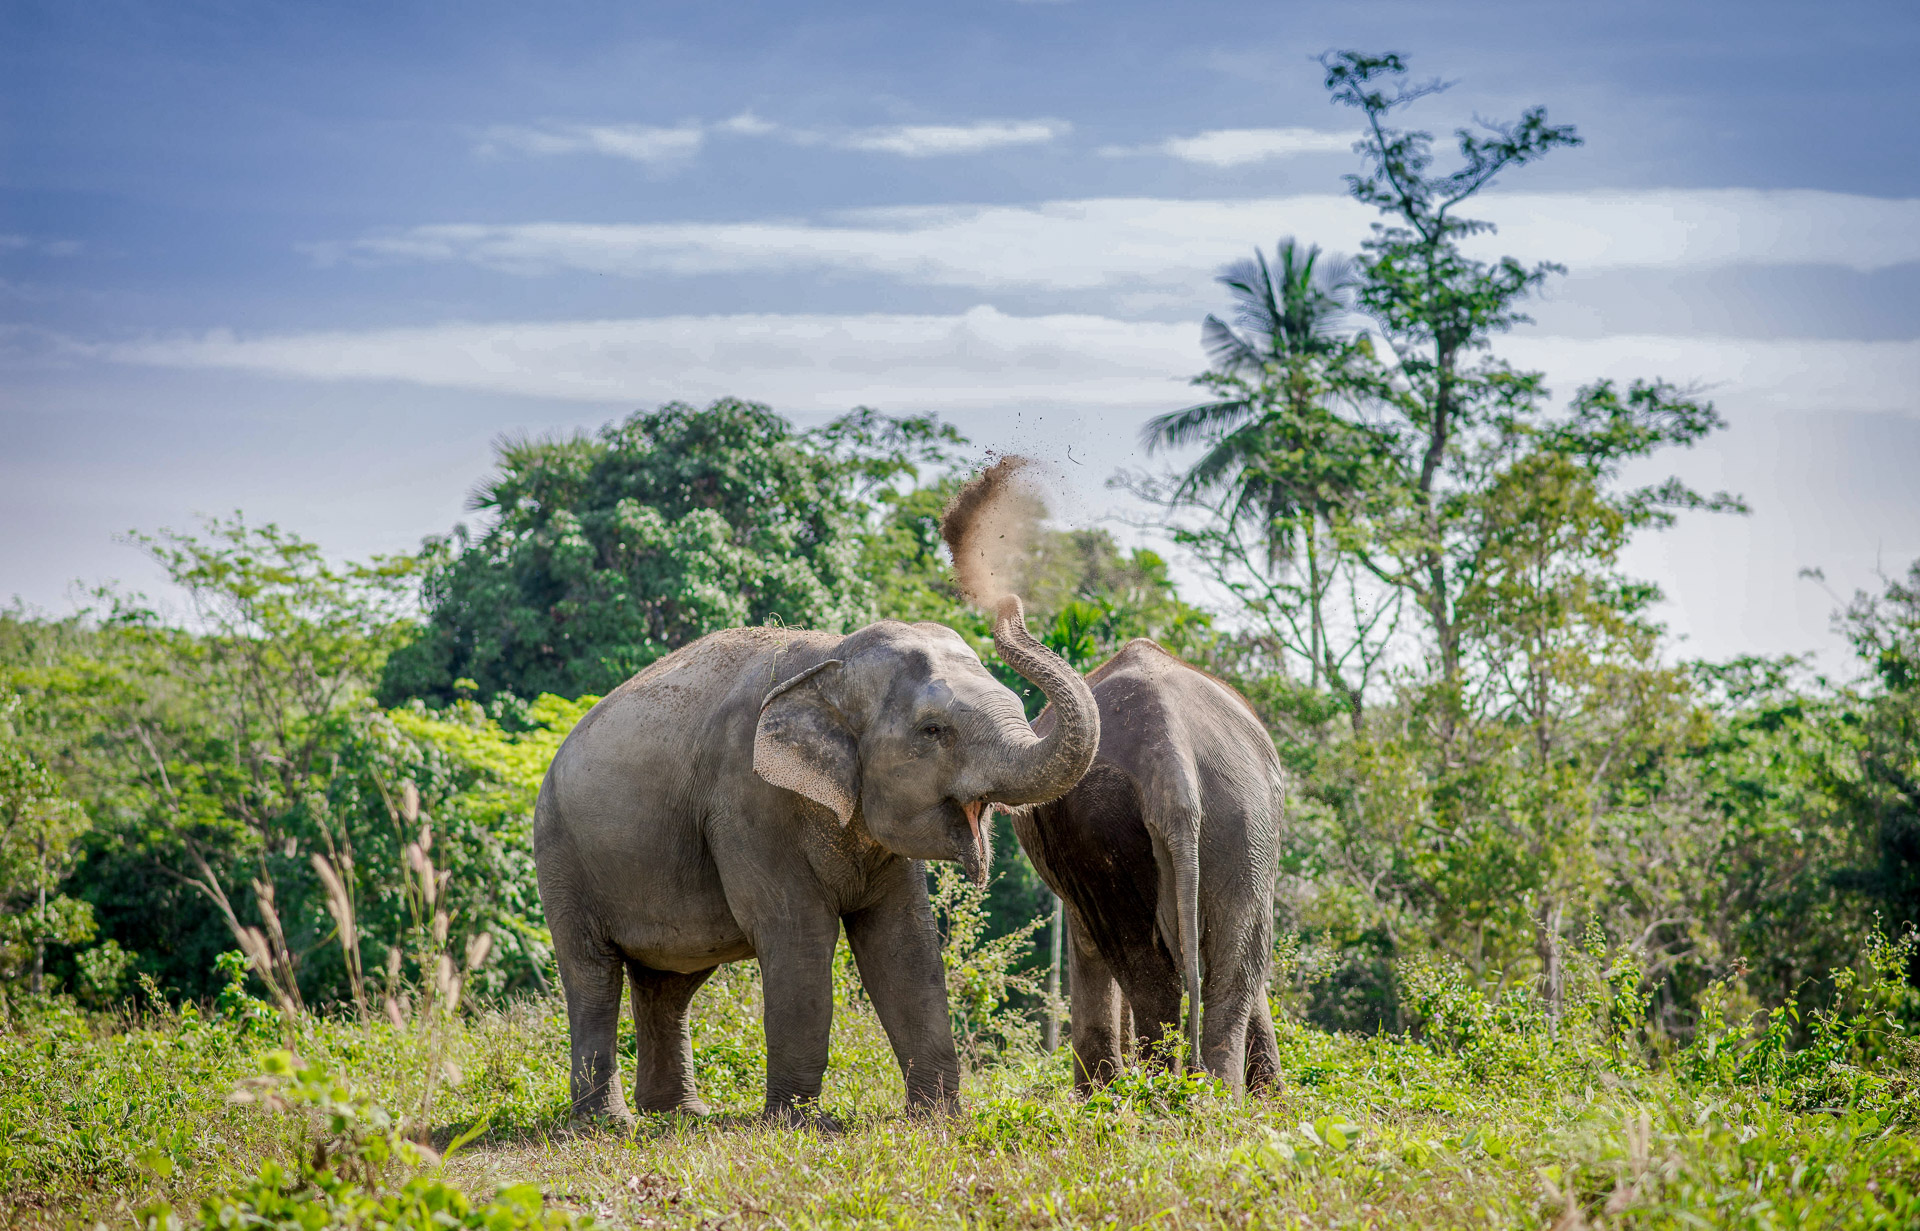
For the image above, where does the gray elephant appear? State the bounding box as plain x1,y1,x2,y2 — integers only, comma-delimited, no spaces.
1012,639,1283,1094
533,595,1097,1124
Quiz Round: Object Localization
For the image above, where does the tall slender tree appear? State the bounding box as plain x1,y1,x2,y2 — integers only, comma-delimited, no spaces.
1138,239,1392,719
1320,51,1582,740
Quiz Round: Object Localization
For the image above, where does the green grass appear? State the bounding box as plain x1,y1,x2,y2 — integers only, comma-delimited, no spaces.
4,960,1918,1230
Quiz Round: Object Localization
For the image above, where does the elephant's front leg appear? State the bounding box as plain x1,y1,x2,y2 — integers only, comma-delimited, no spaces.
845,860,961,1113
752,905,843,1125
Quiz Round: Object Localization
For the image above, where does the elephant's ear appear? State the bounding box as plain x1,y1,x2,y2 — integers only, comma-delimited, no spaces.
753,660,858,825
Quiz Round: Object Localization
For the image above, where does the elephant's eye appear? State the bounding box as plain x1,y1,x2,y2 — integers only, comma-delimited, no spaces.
920,722,945,740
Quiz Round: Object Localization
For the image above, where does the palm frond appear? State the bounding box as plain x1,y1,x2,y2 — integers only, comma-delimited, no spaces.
1178,436,1253,498
1140,397,1259,453
1201,316,1262,373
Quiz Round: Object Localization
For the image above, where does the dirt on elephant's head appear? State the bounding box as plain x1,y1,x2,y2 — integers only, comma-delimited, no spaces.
939,454,1045,610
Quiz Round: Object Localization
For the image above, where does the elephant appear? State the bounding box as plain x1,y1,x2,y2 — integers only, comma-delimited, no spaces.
533,595,1097,1125
1011,639,1283,1094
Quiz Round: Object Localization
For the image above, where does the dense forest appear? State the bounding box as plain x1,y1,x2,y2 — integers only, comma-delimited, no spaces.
4,54,1917,1050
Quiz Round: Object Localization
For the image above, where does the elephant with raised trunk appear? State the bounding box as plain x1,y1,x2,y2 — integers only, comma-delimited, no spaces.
534,595,1097,1124
1013,639,1284,1094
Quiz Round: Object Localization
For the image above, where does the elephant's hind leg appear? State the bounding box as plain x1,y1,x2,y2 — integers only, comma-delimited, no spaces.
555,934,630,1124
1245,991,1281,1092
627,963,716,1115
1198,896,1274,1093
1065,912,1124,1094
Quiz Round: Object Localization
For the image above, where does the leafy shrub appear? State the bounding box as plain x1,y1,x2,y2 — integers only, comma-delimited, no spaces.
140,1051,579,1231
1675,923,1920,1114
927,862,1050,1066
1083,1065,1224,1118
73,939,135,1008
212,949,279,1039
963,1096,1074,1152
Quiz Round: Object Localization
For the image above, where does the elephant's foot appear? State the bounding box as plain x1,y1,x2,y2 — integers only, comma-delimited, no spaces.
638,1098,712,1119
906,1099,962,1121
904,1088,963,1120
567,1106,637,1135
762,1099,846,1132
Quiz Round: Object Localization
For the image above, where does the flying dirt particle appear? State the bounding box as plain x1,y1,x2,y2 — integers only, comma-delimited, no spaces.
939,454,1046,609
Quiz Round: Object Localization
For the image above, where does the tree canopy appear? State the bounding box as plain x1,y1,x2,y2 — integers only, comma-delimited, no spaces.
381,399,899,706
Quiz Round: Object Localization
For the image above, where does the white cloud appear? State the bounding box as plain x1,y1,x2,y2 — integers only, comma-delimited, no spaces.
714,112,779,137
1487,189,1920,275
1104,127,1357,166
0,234,83,257
100,307,1201,410
479,123,706,165
97,310,1920,426
476,114,1069,164
834,120,1070,157
315,198,1367,289
315,189,1920,292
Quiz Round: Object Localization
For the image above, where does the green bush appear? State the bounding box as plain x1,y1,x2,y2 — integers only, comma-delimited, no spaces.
141,1051,579,1231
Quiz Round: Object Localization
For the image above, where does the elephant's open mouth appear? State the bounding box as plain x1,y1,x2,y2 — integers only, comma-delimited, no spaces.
955,798,994,886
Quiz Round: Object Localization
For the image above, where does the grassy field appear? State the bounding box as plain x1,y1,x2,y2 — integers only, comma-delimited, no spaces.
5,941,1919,1231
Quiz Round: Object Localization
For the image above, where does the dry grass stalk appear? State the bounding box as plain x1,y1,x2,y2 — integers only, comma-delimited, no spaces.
247,876,305,1015
309,852,368,1017
236,924,299,1023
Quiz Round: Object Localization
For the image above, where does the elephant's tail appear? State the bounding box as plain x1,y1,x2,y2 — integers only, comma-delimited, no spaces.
1171,819,1203,1074
1144,762,1205,1075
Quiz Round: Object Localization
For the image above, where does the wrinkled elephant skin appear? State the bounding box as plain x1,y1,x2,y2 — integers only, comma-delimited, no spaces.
535,603,1096,1124
1015,639,1284,1094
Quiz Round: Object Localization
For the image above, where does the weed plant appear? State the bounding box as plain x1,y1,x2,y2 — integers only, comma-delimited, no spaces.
5,919,1918,1228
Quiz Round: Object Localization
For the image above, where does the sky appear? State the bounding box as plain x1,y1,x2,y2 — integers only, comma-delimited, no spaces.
3,0,1917,674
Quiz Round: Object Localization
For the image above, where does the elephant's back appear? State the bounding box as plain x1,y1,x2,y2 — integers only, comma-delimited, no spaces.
537,626,839,849
1016,762,1164,981
1077,641,1285,860
562,627,836,752
1079,643,1266,765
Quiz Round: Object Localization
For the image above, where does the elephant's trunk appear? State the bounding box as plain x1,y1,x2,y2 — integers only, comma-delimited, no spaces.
985,595,1099,806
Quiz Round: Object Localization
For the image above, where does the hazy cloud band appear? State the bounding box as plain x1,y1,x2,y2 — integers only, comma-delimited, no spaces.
97,308,1920,420
315,190,1920,291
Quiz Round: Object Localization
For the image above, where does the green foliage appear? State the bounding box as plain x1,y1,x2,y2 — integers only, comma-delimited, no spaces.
8,966,1919,1229
962,1094,1077,1152
1081,1065,1223,1118
213,949,278,1037
381,400,941,706
0,735,94,995
1675,924,1920,1112
0,518,591,1008
927,861,1051,1065
142,1051,579,1231
72,938,135,1008
1831,561,1920,966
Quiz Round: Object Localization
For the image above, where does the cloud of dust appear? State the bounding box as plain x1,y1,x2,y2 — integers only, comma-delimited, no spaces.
939,454,1047,609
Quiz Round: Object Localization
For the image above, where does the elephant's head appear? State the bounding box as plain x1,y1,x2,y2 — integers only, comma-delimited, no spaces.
753,596,1098,882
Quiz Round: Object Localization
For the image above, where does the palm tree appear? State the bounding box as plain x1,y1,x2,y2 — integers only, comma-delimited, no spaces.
1142,238,1368,555
1142,238,1381,696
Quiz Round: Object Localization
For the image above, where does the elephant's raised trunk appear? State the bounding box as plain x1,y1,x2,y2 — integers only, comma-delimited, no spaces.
985,595,1099,806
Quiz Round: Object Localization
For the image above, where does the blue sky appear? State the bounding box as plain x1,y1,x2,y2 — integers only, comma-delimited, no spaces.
4,0,1917,670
